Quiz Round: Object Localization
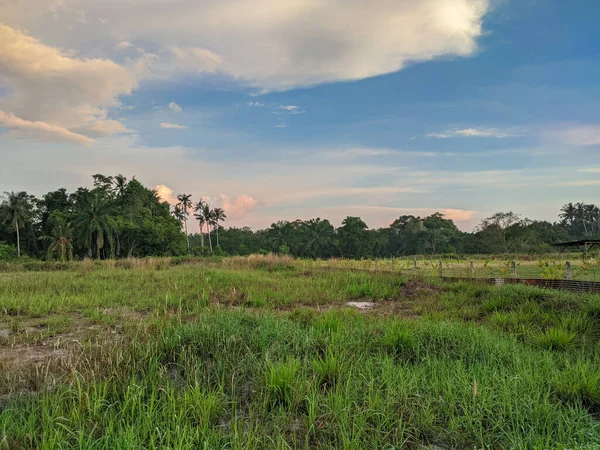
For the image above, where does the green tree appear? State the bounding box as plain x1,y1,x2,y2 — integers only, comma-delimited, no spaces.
0,191,33,258
337,216,370,259
303,218,335,258
422,213,459,254
73,196,117,259
43,214,74,262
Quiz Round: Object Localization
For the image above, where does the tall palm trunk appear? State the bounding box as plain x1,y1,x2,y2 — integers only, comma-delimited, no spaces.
207,224,213,252
184,220,190,254
216,225,219,248
200,223,204,248
15,225,20,258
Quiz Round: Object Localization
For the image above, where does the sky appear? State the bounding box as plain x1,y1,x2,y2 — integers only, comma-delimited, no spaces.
0,0,599,232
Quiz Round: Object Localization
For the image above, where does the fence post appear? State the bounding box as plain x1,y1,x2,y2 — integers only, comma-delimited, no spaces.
511,261,517,279
392,256,395,272
375,258,378,272
470,261,474,279
413,258,417,275
438,258,443,278
565,261,572,280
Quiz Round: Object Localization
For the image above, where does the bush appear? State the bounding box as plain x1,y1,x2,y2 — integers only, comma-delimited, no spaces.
0,243,17,261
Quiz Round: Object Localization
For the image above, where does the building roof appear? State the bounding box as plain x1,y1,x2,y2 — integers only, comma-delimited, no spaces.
552,240,600,247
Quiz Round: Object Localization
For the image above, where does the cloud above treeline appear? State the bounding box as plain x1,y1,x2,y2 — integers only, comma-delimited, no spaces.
0,23,136,145
0,0,491,144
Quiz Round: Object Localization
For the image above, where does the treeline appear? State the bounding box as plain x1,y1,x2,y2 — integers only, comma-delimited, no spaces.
201,208,598,258
0,175,598,261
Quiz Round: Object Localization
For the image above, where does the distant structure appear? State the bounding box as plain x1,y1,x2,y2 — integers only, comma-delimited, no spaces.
552,240,600,257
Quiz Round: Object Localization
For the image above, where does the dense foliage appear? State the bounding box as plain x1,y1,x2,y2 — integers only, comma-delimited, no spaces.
1,175,598,260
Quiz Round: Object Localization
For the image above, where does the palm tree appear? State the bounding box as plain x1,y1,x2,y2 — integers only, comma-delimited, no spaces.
559,203,577,226
304,218,335,258
212,207,227,248
172,205,186,223
584,203,599,236
576,202,589,237
43,218,74,262
201,204,214,252
176,193,193,253
268,221,292,251
113,174,128,199
193,200,206,248
73,196,117,259
0,191,33,258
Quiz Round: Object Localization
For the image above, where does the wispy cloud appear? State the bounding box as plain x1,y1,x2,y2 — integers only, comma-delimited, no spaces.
427,128,516,139
277,105,304,115
160,122,187,129
548,124,600,147
320,147,452,159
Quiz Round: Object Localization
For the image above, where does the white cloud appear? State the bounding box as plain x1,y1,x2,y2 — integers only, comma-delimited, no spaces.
247,101,265,107
277,105,304,114
0,111,94,146
160,122,188,129
549,125,600,147
219,194,258,220
1,0,490,91
427,127,515,139
0,23,136,145
168,101,182,113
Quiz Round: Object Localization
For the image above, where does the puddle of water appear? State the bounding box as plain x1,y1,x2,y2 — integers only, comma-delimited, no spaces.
346,301,376,310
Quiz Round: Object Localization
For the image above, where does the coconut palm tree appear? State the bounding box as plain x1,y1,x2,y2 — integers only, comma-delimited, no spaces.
201,204,214,252
194,200,206,248
576,202,589,237
113,174,128,200
0,191,33,258
559,203,577,226
212,207,227,248
73,196,117,259
43,218,74,262
176,193,193,253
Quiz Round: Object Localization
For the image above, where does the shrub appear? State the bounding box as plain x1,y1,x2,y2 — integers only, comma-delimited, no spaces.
0,243,17,261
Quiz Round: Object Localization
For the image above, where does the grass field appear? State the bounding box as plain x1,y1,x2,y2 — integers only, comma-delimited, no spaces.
1,257,600,449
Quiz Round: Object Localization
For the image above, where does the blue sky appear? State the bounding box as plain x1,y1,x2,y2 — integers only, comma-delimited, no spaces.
1,0,598,230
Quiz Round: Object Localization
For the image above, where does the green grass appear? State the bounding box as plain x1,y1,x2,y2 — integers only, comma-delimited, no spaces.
1,259,599,449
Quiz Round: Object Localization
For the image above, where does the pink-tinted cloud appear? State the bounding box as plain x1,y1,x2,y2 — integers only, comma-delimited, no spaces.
155,184,177,205
220,194,258,220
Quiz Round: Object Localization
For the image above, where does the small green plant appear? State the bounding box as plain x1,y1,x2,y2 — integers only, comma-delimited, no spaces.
534,328,576,350
264,358,301,407
312,348,342,389
380,325,416,360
